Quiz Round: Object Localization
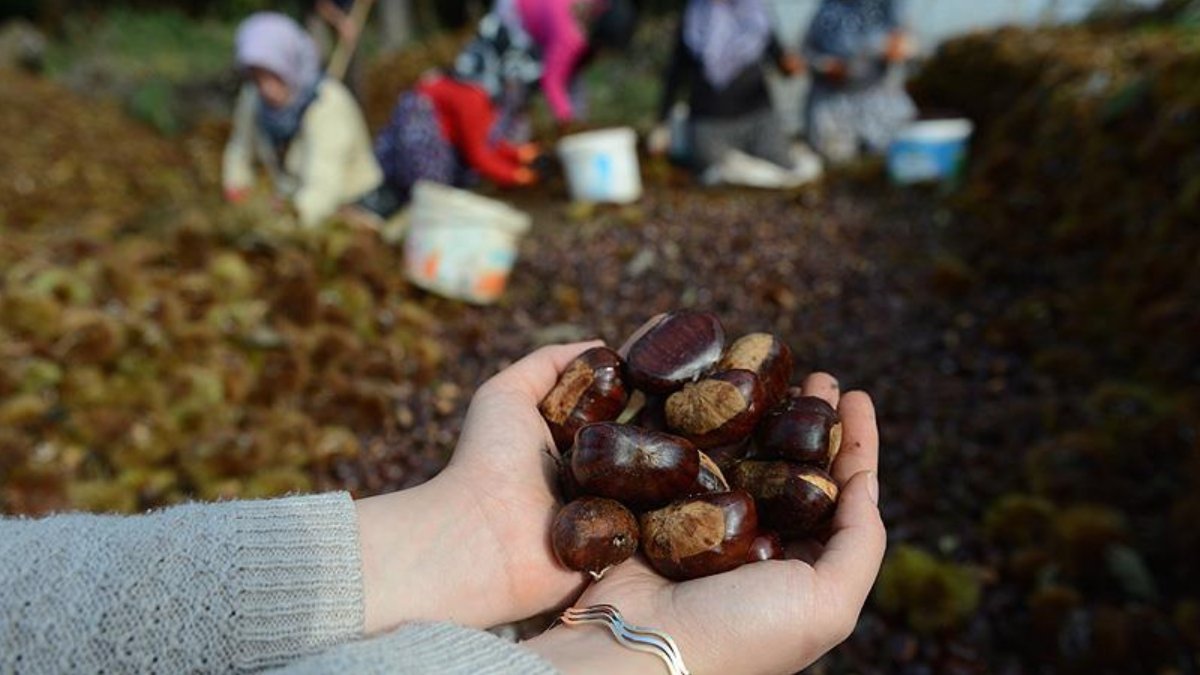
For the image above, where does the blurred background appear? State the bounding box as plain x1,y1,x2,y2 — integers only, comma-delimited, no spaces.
1,0,1198,673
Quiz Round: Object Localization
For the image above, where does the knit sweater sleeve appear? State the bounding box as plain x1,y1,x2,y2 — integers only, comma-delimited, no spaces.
264,622,560,674
0,492,363,673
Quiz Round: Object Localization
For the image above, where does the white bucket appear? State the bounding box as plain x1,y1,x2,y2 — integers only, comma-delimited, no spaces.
403,181,531,304
887,118,974,184
557,127,643,203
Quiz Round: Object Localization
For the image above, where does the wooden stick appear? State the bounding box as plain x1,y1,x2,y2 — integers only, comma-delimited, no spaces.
327,0,378,81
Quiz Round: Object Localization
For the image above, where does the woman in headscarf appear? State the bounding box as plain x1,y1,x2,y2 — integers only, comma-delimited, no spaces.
654,0,817,188
370,11,547,209
222,12,382,228
802,0,916,163
508,0,638,127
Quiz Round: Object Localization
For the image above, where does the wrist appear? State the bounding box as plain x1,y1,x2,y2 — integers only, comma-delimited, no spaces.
524,624,667,675
356,477,504,633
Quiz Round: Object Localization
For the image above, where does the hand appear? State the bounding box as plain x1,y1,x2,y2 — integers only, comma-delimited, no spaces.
885,31,914,63
525,373,886,675
517,143,542,165
223,186,250,204
514,166,539,187
646,124,671,157
355,342,602,634
779,52,805,77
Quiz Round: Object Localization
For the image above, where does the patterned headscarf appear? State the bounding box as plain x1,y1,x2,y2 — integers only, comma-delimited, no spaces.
235,12,322,148
683,0,773,90
805,0,897,59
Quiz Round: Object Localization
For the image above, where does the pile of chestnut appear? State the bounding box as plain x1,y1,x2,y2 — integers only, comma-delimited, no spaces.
539,311,842,582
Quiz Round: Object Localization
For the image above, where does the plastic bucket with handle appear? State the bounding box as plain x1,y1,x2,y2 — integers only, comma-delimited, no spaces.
556,127,643,203
887,118,974,184
403,181,531,304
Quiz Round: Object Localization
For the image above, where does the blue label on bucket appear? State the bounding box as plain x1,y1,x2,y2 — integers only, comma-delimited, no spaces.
591,154,613,196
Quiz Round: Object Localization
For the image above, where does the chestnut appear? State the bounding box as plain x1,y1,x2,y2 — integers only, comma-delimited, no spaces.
730,461,839,541
621,311,726,394
664,369,767,449
551,497,639,578
717,333,794,406
539,347,630,451
746,531,785,562
753,395,842,468
640,490,758,581
704,439,751,474
690,450,730,495
571,422,700,511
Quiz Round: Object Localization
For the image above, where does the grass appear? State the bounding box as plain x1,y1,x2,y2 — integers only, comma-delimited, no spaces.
44,6,237,83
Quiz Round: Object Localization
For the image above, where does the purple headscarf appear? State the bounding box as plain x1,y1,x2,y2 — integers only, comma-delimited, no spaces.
683,0,773,90
235,12,322,147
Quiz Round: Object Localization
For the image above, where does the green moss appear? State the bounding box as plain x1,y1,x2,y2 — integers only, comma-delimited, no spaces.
875,544,982,634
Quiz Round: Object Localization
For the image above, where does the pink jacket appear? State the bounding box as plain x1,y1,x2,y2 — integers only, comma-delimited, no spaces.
517,0,605,122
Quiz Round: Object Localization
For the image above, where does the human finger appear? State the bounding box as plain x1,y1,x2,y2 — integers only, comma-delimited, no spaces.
800,371,841,409
479,340,605,403
813,470,886,612
830,391,878,485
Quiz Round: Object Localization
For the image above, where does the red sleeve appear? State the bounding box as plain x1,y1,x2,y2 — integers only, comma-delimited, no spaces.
437,82,526,186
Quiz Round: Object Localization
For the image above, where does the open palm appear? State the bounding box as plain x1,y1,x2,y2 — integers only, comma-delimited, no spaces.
566,374,885,675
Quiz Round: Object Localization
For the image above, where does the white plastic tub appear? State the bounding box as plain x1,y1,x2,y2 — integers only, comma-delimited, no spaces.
403,181,531,304
887,118,974,184
557,127,643,203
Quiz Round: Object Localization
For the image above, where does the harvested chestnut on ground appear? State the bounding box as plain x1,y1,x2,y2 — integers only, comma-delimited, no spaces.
746,531,785,562
571,422,700,511
690,450,730,495
730,461,839,541
718,333,794,406
640,490,758,581
552,497,640,578
665,368,767,449
753,395,842,468
620,311,726,394
539,346,630,451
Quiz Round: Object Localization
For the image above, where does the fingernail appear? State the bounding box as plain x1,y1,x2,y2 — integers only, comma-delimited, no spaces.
867,471,879,505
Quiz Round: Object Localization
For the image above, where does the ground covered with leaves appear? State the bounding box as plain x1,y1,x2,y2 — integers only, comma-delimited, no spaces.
1,17,1198,674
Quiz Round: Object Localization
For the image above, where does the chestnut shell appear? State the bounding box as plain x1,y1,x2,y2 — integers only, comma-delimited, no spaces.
664,369,767,449
551,497,640,576
717,333,794,407
539,347,630,451
571,422,700,511
753,395,842,468
730,460,839,540
621,311,726,394
640,490,758,581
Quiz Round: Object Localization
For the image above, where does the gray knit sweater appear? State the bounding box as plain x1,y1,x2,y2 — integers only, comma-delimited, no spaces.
0,492,559,674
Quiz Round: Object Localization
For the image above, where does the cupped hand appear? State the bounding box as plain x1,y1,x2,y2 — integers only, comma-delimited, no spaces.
356,342,600,634
527,373,885,675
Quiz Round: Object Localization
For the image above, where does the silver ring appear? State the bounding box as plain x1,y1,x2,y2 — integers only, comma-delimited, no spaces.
554,604,691,675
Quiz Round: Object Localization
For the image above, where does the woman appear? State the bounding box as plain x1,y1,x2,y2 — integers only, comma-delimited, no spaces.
371,68,541,207
222,12,382,228
509,0,638,127
655,0,816,188
803,0,916,163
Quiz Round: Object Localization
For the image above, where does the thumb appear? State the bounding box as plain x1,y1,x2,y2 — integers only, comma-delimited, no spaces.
813,470,886,608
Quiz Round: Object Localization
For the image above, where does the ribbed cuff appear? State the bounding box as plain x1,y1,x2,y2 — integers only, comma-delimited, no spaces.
228,492,364,671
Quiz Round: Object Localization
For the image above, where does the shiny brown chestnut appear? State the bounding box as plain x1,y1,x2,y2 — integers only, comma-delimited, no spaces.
664,369,768,449
620,311,726,394
753,395,842,468
640,490,758,581
571,422,700,511
551,497,640,578
704,439,751,474
717,333,794,407
730,460,839,541
746,531,785,562
539,347,630,451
